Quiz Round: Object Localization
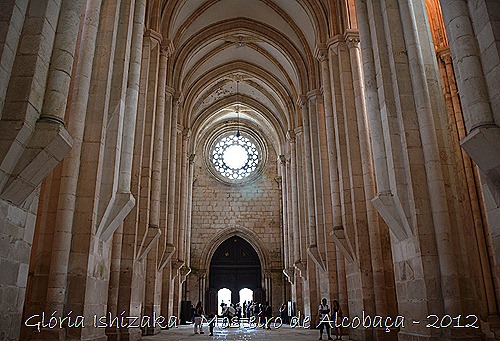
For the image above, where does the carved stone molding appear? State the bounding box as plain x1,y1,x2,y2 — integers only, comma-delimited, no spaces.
344,29,360,49
314,44,328,62
144,29,162,47
296,95,308,109
161,38,175,57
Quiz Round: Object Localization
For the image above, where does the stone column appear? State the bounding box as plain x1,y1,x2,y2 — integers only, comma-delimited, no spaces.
174,124,184,249
336,248,348,317
157,85,173,320
167,95,182,249
143,39,169,336
0,0,28,114
279,155,290,272
106,224,123,341
284,146,295,284
41,0,85,124
185,153,196,270
3,1,80,332
0,0,68,201
316,44,346,302
296,95,324,272
118,0,146,196
441,0,500,201
439,0,496,131
308,91,329,276
138,32,159,336
287,131,300,265
177,129,191,268
161,264,172,319
293,125,307,313
439,3,500,320
347,28,397,318
438,49,499,320
70,0,127,339
401,0,462,314
283,150,294,301
115,9,152,341
26,0,102,325
354,0,414,243
149,45,168,233
95,0,140,243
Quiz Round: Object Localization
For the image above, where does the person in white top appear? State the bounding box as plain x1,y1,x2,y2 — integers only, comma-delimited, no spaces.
318,298,333,340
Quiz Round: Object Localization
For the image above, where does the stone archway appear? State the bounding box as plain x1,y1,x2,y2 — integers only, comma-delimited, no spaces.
207,236,263,314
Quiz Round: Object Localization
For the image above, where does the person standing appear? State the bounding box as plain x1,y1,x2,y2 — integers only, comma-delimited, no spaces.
190,304,196,323
332,300,343,340
318,298,333,340
263,301,272,329
279,302,288,324
208,313,215,336
193,301,205,334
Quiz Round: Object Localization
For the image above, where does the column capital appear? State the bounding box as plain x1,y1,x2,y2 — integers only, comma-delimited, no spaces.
326,34,343,51
188,153,196,164
144,29,162,46
176,123,184,134
344,29,360,49
160,38,175,57
279,154,287,165
314,43,328,62
283,268,294,284
174,91,184,106
166,85,175,96
296,95,308,109
172,259,185,271
286,130,296,142
437,47,452,64
306,89,321,101
183,127,191,139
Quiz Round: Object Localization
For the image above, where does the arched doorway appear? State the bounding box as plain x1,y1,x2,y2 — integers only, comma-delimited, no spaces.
206,236,263,314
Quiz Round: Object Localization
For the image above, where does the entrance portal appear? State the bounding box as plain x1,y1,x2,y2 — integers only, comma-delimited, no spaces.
207,236,263,314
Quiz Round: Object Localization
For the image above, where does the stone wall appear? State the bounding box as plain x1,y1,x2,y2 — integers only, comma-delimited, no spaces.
187,136,285,311
0,193,39,341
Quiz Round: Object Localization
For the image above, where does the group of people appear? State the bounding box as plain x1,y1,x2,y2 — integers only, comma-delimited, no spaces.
241,300,272,320
220,301,273,327
220,301,238,318
318,298,343,340
189,298,344,339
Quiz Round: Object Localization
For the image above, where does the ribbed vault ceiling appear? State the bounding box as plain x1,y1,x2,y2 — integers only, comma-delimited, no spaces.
160,0,331,153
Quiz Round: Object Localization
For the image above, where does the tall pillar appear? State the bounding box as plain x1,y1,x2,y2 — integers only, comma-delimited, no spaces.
115,5,150,340
185,154,196,271
23,1,97,338
167,95,182,250
288,131,301,266
66,1,127,340
279,155,290,272
346,29,398,337
355,0,493,339
4,0,78,335
177,128,192,277
143,39,169,336
439,4,500,331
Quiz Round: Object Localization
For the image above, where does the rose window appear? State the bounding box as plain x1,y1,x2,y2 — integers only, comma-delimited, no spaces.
211,134,260,180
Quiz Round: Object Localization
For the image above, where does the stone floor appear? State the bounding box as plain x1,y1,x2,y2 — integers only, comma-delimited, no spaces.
143,325,346,341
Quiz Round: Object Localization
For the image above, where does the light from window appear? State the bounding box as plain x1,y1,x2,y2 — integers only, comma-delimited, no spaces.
223,144,248,169
211,134,259,180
